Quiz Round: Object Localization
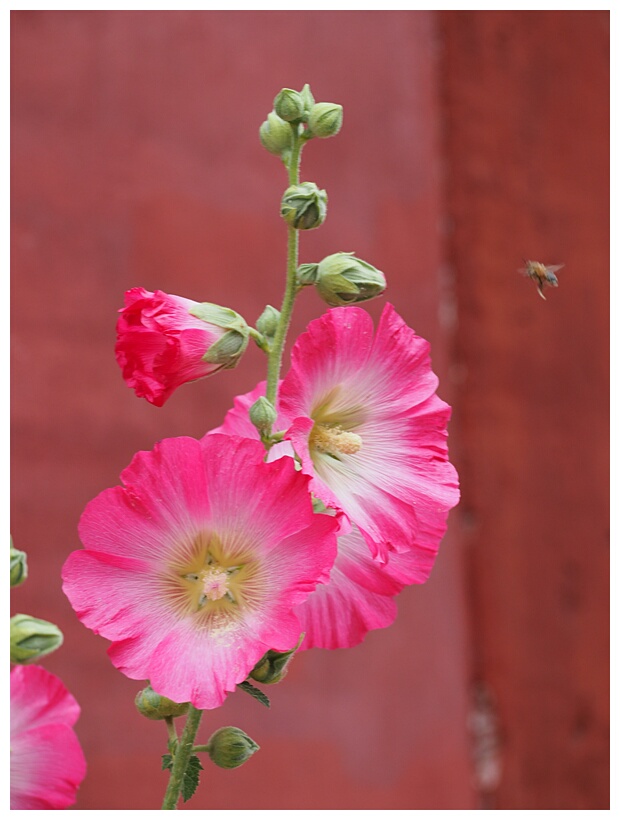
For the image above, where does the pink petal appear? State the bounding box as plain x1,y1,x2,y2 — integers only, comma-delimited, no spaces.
296,525,400,649
11,666,86,810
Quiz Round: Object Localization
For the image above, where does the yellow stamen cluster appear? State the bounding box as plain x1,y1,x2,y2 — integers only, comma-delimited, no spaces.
309,423,362,457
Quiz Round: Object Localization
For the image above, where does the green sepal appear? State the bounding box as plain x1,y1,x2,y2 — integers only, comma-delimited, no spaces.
189,303,244,329
299,84,315,122
297,263,320,286
201,329,249,366
237,680,271,708
256,304,280,339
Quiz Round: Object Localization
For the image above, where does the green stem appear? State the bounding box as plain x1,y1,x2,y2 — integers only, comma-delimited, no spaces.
265,132,303,409
161,706,203,810
165,716,178,751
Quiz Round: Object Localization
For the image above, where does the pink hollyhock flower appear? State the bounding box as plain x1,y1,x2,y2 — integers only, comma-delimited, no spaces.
211,377,445,649
62,434,338,709
115,287,249,406
11,664,86,810
280,303,459,565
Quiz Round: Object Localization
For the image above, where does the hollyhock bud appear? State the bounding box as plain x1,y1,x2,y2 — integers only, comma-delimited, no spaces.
10,614,64,665
249,396,277,438
256,304,280,340
10,537,27,588
313,252,386,306
281,182,327,230
308,102,343,138
274,88,305,123
259,112,293,156
206,727,259,769
249,635,304,685
299,84,315,121
135,684,189,720
115,288,249,406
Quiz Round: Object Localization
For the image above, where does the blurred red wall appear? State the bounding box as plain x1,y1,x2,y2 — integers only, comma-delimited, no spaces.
10,10,608,810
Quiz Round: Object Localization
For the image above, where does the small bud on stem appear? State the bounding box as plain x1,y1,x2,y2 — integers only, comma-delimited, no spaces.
206,726,260,769
10,614,64,664
281,182,327,231
135,684,189,720
10,536,28,587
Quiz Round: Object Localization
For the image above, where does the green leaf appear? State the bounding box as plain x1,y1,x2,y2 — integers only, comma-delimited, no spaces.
237,679,271,708
161,754,203,803
181,755,203,803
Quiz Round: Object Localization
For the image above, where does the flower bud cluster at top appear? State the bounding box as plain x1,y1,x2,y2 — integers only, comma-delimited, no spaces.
260,84,343,161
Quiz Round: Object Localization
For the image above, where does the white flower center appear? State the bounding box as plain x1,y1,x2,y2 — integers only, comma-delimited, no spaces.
200,565,231,602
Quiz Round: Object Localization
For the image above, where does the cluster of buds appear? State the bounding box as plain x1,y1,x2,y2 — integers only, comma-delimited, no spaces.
259,84,343,159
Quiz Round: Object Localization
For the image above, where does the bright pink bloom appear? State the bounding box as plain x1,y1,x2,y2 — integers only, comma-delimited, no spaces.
62,434,338,709
11,664,86,810
115,287,246,406
212,377,443,649
280,303,459,565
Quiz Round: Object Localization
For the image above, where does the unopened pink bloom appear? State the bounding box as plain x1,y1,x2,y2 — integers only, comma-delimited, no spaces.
115,288,247,406
11,665,86,810
62,434,338,709
280,303,459,565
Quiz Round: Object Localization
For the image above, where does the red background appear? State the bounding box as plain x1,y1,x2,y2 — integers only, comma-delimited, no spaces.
10,10,609,810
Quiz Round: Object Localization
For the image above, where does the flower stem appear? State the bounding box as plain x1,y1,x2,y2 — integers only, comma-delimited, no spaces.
265,132,303,409
161,705,203,810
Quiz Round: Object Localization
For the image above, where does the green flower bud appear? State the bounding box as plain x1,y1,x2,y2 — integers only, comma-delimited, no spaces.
314,252,386,307
135,684,189,720
308,102,343,138
10,536,28,588
206,726,260,770
256,304,280,339
10,614,63,664
249,635,304,685
281,182,327,231
189,303,250,371
249,397,277,438
274,88,305,123
299,84,315,121
259,112,293,156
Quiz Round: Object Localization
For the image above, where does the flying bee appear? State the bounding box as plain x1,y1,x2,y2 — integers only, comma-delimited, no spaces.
518,260,563,300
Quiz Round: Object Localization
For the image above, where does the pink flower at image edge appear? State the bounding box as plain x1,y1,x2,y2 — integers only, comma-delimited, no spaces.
11,664,86,810
115,287,228,406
